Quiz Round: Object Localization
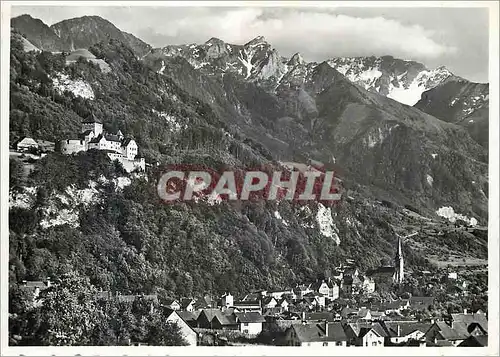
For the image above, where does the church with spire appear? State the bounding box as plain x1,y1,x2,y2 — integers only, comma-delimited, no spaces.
394,235,404,284
366,235,405,285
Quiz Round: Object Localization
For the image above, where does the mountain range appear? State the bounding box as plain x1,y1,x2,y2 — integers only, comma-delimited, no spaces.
11,14,151,57
8,14,489,296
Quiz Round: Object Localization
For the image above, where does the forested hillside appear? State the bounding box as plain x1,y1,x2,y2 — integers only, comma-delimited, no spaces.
9,32,487,302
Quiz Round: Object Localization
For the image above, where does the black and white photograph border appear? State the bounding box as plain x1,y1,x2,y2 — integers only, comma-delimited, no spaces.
0,1,498,356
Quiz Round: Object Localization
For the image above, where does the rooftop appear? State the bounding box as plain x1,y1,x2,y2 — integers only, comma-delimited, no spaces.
82,113,102,124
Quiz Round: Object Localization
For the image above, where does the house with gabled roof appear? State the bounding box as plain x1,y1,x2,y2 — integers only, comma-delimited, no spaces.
285,322,349,347
177,310,200,328
234,312,266,335
161,297,181,310
196,309,237,330
180,298,196,312
424,321,470,346
19,279,52,307
14,137,39,152
220,293,234,310
310,279,339,300
345,322,387,347
276,297,290,312
357,308,372,321
381,321,432,345
450,311,488,333
163,308,198,345
458,335,488,347
262,296,278,310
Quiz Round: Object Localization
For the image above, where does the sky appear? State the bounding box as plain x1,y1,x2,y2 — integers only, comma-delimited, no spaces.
10,5,490,82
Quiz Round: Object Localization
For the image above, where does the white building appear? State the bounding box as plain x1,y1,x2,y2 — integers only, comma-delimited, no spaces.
15,137,39,151
220,293,234,309
234,312,266,336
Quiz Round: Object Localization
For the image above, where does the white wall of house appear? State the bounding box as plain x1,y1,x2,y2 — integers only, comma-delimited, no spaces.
17,138,39,151
124,141,138,160
318,283,330,297
108,140,122,153
315,296,326,307
362,330,384,347
264,299,278,309
221,294,233,308
280,300,289,311
331,285,340,300
239,322,263,335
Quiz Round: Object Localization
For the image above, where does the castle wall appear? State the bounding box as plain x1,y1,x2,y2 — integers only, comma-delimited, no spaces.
60,139,86,154
107,153,145,173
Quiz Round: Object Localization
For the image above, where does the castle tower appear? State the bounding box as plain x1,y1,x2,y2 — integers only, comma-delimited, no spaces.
394,235,404,284
81,113,103,136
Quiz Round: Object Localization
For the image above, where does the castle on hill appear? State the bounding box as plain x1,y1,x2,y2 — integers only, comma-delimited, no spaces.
60,113,145,173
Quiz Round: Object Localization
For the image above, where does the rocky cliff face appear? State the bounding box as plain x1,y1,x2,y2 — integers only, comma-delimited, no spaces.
415,81,489,148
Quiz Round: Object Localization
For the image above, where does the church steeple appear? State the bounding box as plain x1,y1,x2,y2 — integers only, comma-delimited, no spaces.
394,235,404,284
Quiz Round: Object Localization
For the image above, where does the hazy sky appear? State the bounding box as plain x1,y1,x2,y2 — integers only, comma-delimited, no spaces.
10,5,490,82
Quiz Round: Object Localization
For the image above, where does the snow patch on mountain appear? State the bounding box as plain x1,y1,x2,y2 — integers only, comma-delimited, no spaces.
158,60,166,74
237,49,254,79
387,67,453,105
52,73,94,99
328,57,454,106
436,206,478,226
337,65,382,90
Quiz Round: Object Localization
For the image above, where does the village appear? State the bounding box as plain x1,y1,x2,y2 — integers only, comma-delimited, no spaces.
18,234,488,347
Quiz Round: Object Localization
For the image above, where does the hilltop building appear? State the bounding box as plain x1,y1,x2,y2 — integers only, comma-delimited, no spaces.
60,113,144,173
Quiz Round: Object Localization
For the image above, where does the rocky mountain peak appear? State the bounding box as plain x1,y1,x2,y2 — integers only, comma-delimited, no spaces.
244,35,268,47
205,37,226,46
288,52,305,66
11,14,151,57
